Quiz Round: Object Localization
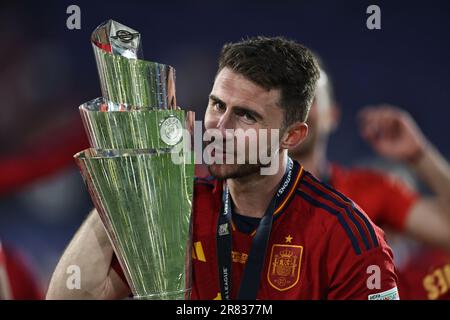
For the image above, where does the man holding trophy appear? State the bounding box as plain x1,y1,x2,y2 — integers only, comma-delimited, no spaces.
47,20,399,300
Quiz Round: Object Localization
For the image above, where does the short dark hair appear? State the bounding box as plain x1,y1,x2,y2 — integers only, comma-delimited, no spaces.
218,36,319,127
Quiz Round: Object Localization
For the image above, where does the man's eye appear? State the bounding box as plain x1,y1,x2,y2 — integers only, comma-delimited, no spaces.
213,102,226,112
236,110,256,123
243,113,256,122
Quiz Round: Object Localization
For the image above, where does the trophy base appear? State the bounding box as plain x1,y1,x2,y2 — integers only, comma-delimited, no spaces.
133,289,191,300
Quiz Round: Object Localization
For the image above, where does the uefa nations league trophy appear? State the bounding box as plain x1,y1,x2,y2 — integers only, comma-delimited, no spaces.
74,20,194,299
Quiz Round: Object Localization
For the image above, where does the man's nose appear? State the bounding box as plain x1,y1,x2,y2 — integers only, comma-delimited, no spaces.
216,110,235,138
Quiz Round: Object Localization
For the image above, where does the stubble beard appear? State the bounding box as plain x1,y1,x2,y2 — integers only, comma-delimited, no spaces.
207,163,262,180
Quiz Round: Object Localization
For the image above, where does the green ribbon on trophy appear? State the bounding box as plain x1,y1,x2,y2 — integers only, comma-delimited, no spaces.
74,20,194,299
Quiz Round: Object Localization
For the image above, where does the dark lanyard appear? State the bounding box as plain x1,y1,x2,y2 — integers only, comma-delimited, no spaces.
216,158,294,300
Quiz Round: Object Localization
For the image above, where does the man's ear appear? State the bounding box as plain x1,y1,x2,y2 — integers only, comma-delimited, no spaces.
280,122,308,150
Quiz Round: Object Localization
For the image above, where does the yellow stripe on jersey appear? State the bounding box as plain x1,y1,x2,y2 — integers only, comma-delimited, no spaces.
194,241,206,262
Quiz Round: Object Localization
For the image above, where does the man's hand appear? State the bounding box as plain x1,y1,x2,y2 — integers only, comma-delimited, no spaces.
359,104,450,250
358,105,428,164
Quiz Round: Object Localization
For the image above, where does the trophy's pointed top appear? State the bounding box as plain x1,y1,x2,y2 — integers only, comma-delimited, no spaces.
90,19,176,109
91,19,142,59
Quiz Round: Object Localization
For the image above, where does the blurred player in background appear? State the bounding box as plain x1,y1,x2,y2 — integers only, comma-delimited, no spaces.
289,64,450,299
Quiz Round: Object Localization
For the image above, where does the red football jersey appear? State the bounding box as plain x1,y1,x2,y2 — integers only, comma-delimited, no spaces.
328,164,418,231
112,161,398,300
191,161,398,300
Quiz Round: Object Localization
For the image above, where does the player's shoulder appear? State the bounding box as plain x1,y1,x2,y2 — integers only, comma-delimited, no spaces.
192,176,221,224
333,162,416,197
194,175,220,198
194,175,217,187
332,162,389,186
296,169,384,256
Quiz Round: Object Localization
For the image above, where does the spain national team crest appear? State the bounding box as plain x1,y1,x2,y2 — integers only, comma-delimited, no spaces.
267,244,303,291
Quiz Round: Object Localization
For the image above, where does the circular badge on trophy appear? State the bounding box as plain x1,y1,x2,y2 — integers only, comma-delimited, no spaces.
159,116,183,146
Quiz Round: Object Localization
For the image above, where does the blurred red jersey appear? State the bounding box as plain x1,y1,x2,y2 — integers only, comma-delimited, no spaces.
191,161,398,299
327,164,418,232
397,249,450,300
0,243,42,300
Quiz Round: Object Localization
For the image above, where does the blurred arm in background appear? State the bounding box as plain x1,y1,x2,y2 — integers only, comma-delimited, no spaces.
359,105,450,249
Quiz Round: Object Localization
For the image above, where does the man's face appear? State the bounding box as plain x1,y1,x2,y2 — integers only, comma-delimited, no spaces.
204,67,284,179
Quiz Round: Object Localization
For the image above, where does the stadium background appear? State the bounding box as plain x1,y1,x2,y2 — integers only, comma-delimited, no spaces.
0,0,449,293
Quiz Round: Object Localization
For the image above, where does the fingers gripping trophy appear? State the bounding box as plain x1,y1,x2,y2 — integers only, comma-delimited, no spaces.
74,20,195,300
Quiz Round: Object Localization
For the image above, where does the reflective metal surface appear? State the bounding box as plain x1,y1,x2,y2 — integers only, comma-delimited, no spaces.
75,149,194,299
74,20,193,300
92,19,176,110
80,98,186,149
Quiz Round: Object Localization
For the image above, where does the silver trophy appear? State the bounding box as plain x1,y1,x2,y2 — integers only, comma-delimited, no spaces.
74,20,194,300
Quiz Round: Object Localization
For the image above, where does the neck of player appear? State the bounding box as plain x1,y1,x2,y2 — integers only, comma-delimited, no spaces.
293,141,329,179
227,153,288,219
